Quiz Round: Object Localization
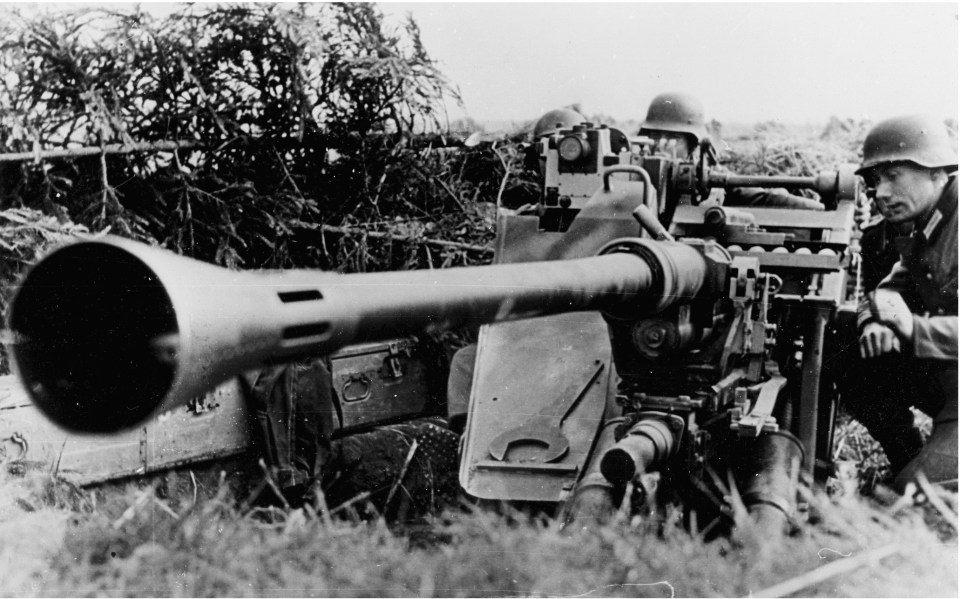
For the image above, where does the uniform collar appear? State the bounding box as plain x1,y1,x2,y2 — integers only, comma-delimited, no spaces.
917,174,957,242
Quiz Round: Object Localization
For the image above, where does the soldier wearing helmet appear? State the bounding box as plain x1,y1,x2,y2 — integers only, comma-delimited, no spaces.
846,114,958,491
639,92,708,159
523,107,587,177
533,107,586,140
639,92,824,210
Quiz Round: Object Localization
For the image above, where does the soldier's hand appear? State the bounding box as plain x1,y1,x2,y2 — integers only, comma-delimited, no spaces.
870,288,915,342
859,321,901,358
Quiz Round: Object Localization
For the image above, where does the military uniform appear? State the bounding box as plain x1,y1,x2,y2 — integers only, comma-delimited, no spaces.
241,359,337,500
851,174,958,485
830,216,917,472
867,175,958,361
859,215,911,293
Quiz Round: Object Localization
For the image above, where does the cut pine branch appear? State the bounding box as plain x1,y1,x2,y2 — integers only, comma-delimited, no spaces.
294,221,493,255
0,140,199,163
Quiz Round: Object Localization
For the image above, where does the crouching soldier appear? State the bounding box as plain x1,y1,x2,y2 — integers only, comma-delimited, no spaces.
847,115,958,492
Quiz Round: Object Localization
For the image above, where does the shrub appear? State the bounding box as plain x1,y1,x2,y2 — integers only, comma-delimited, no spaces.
0,4,501,275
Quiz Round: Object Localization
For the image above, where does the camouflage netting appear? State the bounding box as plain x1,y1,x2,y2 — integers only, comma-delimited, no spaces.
0,4,540,373
0,4,535,269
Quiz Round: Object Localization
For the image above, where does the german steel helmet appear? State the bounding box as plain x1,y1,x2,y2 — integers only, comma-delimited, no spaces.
856,115,958,175
532,108,585,139
639,92,707,142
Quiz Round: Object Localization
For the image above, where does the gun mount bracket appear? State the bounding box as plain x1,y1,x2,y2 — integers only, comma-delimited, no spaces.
731,375,786,437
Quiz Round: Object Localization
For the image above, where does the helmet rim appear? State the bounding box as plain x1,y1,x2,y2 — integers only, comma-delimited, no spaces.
639,92,707,142
533,108,586,139
856,115,957,175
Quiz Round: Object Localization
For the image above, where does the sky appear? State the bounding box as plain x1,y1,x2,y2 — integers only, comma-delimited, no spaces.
377,2,959,126
6,2,958,126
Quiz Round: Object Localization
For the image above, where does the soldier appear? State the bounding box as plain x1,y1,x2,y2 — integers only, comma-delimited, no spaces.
507,107,588,210
242,360,337,505
849,114,957,491
532,107,586,140
522,107,587,174
639,92,825,210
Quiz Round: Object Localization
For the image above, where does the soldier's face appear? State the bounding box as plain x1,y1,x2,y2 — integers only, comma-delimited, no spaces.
868,163,943,225
653,135,693,159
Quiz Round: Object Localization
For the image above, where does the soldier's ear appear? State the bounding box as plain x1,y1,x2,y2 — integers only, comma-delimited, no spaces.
929,168,949,186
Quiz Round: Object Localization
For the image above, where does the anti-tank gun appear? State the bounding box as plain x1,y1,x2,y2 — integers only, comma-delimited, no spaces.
5,122,860,534
461,122,861,530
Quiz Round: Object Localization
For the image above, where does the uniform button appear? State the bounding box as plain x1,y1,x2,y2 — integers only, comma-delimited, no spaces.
925,273,934,280
937,308,946,315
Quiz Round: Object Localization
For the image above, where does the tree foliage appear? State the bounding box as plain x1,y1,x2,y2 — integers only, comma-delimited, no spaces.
0,3,506,273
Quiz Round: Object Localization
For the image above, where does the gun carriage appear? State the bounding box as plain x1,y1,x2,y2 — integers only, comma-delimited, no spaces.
6,122,861,532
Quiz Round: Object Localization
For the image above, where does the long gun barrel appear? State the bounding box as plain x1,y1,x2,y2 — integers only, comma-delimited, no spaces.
7,236,710,433
703,167,859,199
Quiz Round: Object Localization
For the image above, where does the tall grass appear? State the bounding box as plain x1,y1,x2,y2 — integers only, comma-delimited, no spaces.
0,466,955,597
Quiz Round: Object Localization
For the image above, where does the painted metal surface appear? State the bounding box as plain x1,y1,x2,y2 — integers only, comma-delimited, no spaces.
459,312,614,502
0,338,439,485
9,236,662,435
0,375,250,485
329,338,437,433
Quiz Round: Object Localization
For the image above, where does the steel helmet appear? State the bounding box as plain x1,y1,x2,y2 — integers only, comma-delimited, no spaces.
533,108,585,139
856,115,957,175
639,92,707,142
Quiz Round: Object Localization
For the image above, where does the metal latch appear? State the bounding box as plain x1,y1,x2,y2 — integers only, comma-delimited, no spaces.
728,256,760,300
383,341,405,379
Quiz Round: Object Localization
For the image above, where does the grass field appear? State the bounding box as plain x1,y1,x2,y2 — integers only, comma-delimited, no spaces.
0,447,956,598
